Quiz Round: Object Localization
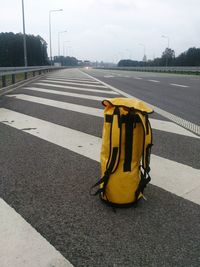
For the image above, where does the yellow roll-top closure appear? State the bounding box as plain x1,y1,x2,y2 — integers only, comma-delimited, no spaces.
102,98,153,114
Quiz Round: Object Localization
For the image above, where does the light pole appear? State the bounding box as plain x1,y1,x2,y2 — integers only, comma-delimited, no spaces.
162,35,170,48
63,41,70,56
162,35,170,66
139,43,146,62
58,30,67,57
49,9,63,65
21,0,27,67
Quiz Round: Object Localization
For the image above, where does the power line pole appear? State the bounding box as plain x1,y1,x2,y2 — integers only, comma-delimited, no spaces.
21,0,28,67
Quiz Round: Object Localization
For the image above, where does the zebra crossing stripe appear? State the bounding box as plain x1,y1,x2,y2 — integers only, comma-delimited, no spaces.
0,198,73,267
34,82,118,94
0,108,199,205
22,87,105,101
7,94,103,117
42,79,106,88
7,94,199,139
46,77,100,84
46,76,96,82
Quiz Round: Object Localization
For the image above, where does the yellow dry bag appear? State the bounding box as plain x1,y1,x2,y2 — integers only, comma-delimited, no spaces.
91,98,153,207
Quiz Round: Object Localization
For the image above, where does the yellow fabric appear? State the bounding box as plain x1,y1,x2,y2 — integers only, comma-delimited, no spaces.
102,97,153,114
100,98,153,205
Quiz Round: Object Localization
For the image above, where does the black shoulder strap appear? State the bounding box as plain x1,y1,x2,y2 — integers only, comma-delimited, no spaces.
134,112,152,201
90,107,121,196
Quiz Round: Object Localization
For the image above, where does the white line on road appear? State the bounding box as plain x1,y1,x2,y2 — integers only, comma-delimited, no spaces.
34,82,118,95
0,198,73,267
0,108,101,161
7,94,199,139
170,83,189,88
0,108,199,205
46,77,100,84
134,77,142,80
148,80,160,83
7,94,103,117
46,76,96,82
39,80,107,88
22,87,106,101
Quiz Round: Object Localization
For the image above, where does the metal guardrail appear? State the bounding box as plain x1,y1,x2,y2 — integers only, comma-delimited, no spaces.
96,66,200,74
0,66,62,88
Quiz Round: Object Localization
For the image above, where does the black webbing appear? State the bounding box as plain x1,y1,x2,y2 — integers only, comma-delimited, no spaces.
135,167,151,202
123,112,136,172
90,107,121,197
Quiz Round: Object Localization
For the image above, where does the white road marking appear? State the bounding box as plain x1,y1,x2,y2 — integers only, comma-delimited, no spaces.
170,83,189,88
7,94,103,117
39,80,107,88
82,71,200,136
46,76,96,82
148,80,160,83
0,198,73,267
0,108,101,161
33,82,118,95
104,75,114,78
7,94,199,139
22,87,105,101
46,77,100,84
0,108,199,205
134,77,142,80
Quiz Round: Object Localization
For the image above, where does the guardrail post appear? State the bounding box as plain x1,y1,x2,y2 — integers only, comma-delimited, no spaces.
2,75,6,87
33,71,35,77
12,74,15,84
39,70,41,75
24,72,27,79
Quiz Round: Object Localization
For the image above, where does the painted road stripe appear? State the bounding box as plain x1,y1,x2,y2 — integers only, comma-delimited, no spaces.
170,83,189,88
0,198,73,267
148,80,160,83
82,71,200,136
0,108,199,205
134,77,142,80
7,94,103,117
39,80,107,88
46,76,96,82
22,87,105,101
0,108,101,162
46,77,100,84
33,82,118,95
7,94,199,139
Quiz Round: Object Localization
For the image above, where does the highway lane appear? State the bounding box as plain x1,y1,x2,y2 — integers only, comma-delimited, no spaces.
0,68,200,267
83,69,200,126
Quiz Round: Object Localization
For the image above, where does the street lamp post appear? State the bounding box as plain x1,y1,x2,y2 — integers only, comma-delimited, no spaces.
21,0,27,67
162,35,170,66
139,43,146,62
63,41,70,56
162,35,170,48
49,9,63,66
58,30,67,57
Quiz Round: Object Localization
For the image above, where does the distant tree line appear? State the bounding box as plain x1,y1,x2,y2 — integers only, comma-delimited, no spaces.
118,47,200,67
0,32,49,66
53,56,78,66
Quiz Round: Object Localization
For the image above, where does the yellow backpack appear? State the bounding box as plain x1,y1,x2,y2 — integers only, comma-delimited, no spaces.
91,98,153,207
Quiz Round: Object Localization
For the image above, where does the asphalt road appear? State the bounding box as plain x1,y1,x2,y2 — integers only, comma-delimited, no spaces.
0,68,199,267
84,69,200,125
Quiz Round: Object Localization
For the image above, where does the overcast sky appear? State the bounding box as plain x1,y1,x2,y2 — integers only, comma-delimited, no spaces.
1,0,200,62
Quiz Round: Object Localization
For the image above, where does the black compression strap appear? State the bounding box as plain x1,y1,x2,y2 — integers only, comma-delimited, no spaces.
105,114,141,124
123,112,136,172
